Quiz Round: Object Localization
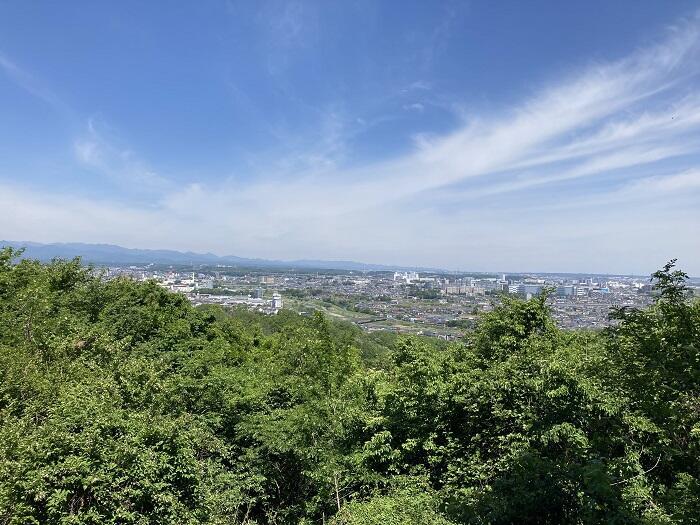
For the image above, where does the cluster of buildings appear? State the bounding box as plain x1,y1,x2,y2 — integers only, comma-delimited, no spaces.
191,291,283,314
393,271,421,283
98,263,698,335
104,267,285,314
440,275,616,300
442,275,508,295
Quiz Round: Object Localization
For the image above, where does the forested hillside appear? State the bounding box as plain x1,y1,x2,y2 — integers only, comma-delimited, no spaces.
1,247,698,524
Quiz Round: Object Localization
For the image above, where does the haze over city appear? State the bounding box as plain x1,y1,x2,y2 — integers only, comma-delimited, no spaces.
1,1,699,274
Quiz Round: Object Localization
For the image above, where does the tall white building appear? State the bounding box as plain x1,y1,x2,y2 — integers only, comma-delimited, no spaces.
393,271,419,283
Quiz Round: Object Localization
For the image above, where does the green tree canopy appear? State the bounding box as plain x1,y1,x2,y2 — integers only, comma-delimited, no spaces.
0,249,698,524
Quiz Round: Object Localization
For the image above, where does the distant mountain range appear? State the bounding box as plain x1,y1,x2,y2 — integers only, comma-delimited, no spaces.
1,240,434,272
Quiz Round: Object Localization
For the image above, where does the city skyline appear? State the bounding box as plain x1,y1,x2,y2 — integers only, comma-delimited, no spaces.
2,2,700,275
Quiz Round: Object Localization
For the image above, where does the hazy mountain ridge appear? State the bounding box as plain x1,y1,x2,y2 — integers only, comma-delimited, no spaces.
1,240,435,272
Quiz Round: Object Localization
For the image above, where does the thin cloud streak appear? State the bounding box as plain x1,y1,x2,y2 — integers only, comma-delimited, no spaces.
201,12,700,221
73,119,170,190
0,51,73,118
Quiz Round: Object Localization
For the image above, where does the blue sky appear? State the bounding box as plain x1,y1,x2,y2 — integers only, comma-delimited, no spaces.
1,1,700,274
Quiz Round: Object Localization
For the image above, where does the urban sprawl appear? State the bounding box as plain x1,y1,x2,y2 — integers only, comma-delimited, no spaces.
101,265,699,340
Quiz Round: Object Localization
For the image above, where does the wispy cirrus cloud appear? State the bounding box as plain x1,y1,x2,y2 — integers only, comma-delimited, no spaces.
254,12,700,209
0,51,72,117
0,52,167,191
154,13,700,270
73,118,169,190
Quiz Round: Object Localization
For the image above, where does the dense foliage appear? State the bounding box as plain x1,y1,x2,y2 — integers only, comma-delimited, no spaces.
0,248,698,524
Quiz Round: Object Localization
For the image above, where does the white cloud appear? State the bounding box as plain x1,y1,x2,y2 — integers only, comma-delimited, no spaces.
0,51,73,117
620,168,700,195
403,103,425,112
72,119,169,189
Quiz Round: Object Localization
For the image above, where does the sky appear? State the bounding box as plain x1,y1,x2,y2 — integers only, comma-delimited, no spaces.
1,1,700,275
